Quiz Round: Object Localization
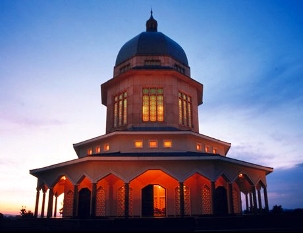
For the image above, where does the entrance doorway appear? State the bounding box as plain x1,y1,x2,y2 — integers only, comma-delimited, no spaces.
214,186,228,215
78,188,91,218
142,184,166,217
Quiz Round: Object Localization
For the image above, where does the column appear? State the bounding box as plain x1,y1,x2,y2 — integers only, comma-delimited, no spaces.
124,183,129,218
41,189,46,218
228,183,234,214
34,188,40,218
179,182,185,218
257,189,262,213
54,193,58,218
91,183,97,218
249,192,253,213
252,186,258,214
109,184,113,216
73,185,79,218
245,193,249,213
263,186,269,213
211,181,215,215
47,188,54,218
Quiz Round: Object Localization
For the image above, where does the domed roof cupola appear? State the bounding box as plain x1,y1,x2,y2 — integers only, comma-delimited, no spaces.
146,10,157,32
115,12,189,67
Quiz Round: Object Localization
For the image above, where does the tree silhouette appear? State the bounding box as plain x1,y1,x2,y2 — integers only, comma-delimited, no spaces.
271,205,283,214
20,206,34,218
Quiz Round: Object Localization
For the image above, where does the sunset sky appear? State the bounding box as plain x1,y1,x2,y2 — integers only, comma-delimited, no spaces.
1,0,303,215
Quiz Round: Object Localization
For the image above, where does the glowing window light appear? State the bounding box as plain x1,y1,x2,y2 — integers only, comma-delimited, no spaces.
196,143,202,151
163,140,172,148
114,91,127,127
149,140,158,148
178,91,192,127
142,88,164,122
134,140,143,148
104,143,109,151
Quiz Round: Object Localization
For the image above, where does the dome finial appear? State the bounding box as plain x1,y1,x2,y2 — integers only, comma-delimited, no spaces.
146,10,157,32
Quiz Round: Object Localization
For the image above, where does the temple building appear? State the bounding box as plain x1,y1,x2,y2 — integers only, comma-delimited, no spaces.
30,12,273,218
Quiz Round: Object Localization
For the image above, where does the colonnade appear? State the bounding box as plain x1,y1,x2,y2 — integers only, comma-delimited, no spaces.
33,180,269,218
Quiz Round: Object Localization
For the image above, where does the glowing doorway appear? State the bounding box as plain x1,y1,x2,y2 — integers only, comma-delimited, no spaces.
142,184,166,217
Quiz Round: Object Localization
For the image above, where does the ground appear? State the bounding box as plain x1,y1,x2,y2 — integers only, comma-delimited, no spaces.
1,212,303,232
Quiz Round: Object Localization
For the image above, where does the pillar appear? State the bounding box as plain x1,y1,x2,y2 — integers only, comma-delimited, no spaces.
54,193,58,218
252,186,258,214
228,183,234,214
73,185,79,218
91,183,97,218
34,188,40,218
245,193,249,213
249,192,253,213
124,183,129,218
41,189,46,218
263,186,269,213
211,181,215,214
257,189,262,213
179,182,185,217
47,188,54,218
109,183,113,216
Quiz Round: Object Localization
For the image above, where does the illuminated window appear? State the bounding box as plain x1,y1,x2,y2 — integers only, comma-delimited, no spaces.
142,88,164,122
196,143,202,151
134,140,143,148
212,148,217,154
178,92,192,127
149,140,158,148
104,143,109,151
87,148,93,155
114,91,127,127
95,146,101,153
163,140,172,148
205,145,210,153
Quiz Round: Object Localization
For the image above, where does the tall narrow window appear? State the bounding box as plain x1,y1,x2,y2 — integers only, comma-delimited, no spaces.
114,91,127,127
178,92,192,127
142,88,164,122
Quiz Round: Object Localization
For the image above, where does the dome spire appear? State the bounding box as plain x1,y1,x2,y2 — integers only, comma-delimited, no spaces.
146,9,157,32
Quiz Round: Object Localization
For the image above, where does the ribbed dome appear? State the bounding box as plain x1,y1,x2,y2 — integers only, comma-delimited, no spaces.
115,11,188,66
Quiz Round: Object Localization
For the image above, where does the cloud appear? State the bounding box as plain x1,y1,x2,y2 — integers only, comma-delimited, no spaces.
0,110,64,133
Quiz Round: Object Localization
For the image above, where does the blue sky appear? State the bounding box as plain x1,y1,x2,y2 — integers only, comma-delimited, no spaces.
1,0,303,215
